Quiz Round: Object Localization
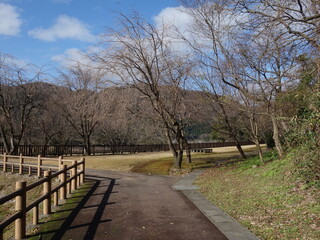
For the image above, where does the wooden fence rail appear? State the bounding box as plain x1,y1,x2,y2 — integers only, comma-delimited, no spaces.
0,154,85,240
0,141,255,157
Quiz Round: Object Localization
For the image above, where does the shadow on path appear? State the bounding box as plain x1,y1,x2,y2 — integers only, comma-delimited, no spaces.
28,175,116,240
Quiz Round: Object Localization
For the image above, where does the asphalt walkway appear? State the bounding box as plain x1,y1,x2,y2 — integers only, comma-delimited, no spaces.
36,169,228,240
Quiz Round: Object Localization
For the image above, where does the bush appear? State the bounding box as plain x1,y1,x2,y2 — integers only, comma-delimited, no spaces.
287,81,320,186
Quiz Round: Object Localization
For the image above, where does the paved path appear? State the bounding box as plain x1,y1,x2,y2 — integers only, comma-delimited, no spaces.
38,169,228,240
173,170,260,240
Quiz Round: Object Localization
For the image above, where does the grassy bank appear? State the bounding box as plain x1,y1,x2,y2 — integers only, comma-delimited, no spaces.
196,152,320,240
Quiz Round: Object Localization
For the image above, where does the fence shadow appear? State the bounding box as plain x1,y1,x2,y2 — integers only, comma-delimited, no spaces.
28,175,116,239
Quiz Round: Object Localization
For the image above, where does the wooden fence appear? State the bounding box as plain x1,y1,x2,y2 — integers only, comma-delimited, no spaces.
0,141,254,157
0,154,85,240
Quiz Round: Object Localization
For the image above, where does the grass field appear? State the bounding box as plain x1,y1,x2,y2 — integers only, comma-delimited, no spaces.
70,145,263,174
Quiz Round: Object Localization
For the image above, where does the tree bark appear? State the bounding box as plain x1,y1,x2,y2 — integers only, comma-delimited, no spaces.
165,128,181,168
182,130,192,164
83,134,91,156
253,138,263,162
235,141,247,159
270,113,284,158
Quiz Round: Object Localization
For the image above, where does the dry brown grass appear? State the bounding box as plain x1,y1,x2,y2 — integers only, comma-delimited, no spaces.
67,151,174,172
0,173,47,239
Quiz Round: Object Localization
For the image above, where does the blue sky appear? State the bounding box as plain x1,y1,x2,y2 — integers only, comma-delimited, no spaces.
0,0,180,69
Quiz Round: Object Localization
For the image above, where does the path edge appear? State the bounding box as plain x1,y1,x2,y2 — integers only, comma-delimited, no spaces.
172,170,260,240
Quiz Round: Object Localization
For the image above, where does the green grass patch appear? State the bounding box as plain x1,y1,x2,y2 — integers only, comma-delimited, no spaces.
132,157,174,175
196,153,320,240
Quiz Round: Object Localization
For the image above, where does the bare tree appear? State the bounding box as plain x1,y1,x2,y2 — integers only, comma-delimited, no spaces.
56,64,103,155
235,92,266,161
193,72,249,158
0,54,43,153
227,30,299,158
26,83,75,145
93,13,193,169
179,0,250,157
236,0,320,52
180,0,301,158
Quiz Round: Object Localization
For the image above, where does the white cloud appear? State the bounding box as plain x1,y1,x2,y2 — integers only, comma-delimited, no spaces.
52,47,103,67
1,53,28,68
153,7,194,55
154,6,192,35
28,15,96,42
52,48,85,66
0,3,22,36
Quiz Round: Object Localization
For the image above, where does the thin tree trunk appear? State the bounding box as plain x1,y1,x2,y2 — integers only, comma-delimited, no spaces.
83,134,91,155
253,138,263,162
9,137,15,154
165,128,180,168
249,115,263,162
235,141,247,159
182,133,192,164
174,137,184,169
270,114,284,158
0,124,9,153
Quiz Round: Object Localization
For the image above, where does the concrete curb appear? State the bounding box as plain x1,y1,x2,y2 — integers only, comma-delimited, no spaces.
172,170,260,240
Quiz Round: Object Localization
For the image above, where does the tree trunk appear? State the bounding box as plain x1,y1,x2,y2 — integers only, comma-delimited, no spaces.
253,138,263,162
182,136,192,164
270,114,284,158
173,126,186,169
165,128,180,168
9,136,16,154
249,116,263,162
174,148,183,169
83,135,91,155
0,125,9,153
235,141,247,159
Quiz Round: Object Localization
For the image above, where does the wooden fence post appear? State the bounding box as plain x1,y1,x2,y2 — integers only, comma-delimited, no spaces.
71,161,77,191
58,156,62,168
43,170,51,215
15,181,26,240
60,164,67,201
33,206,39,225
19,154,23,175
54,192,58,206
3,153,7,172
67,181,71,195
80,158,85,184
37,155,42,178
58,156,62,181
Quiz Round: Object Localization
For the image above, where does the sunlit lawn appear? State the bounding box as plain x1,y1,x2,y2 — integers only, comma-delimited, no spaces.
196,152,320,239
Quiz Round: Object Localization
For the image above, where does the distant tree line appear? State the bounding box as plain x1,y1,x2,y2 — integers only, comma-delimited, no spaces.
0,0,319,180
